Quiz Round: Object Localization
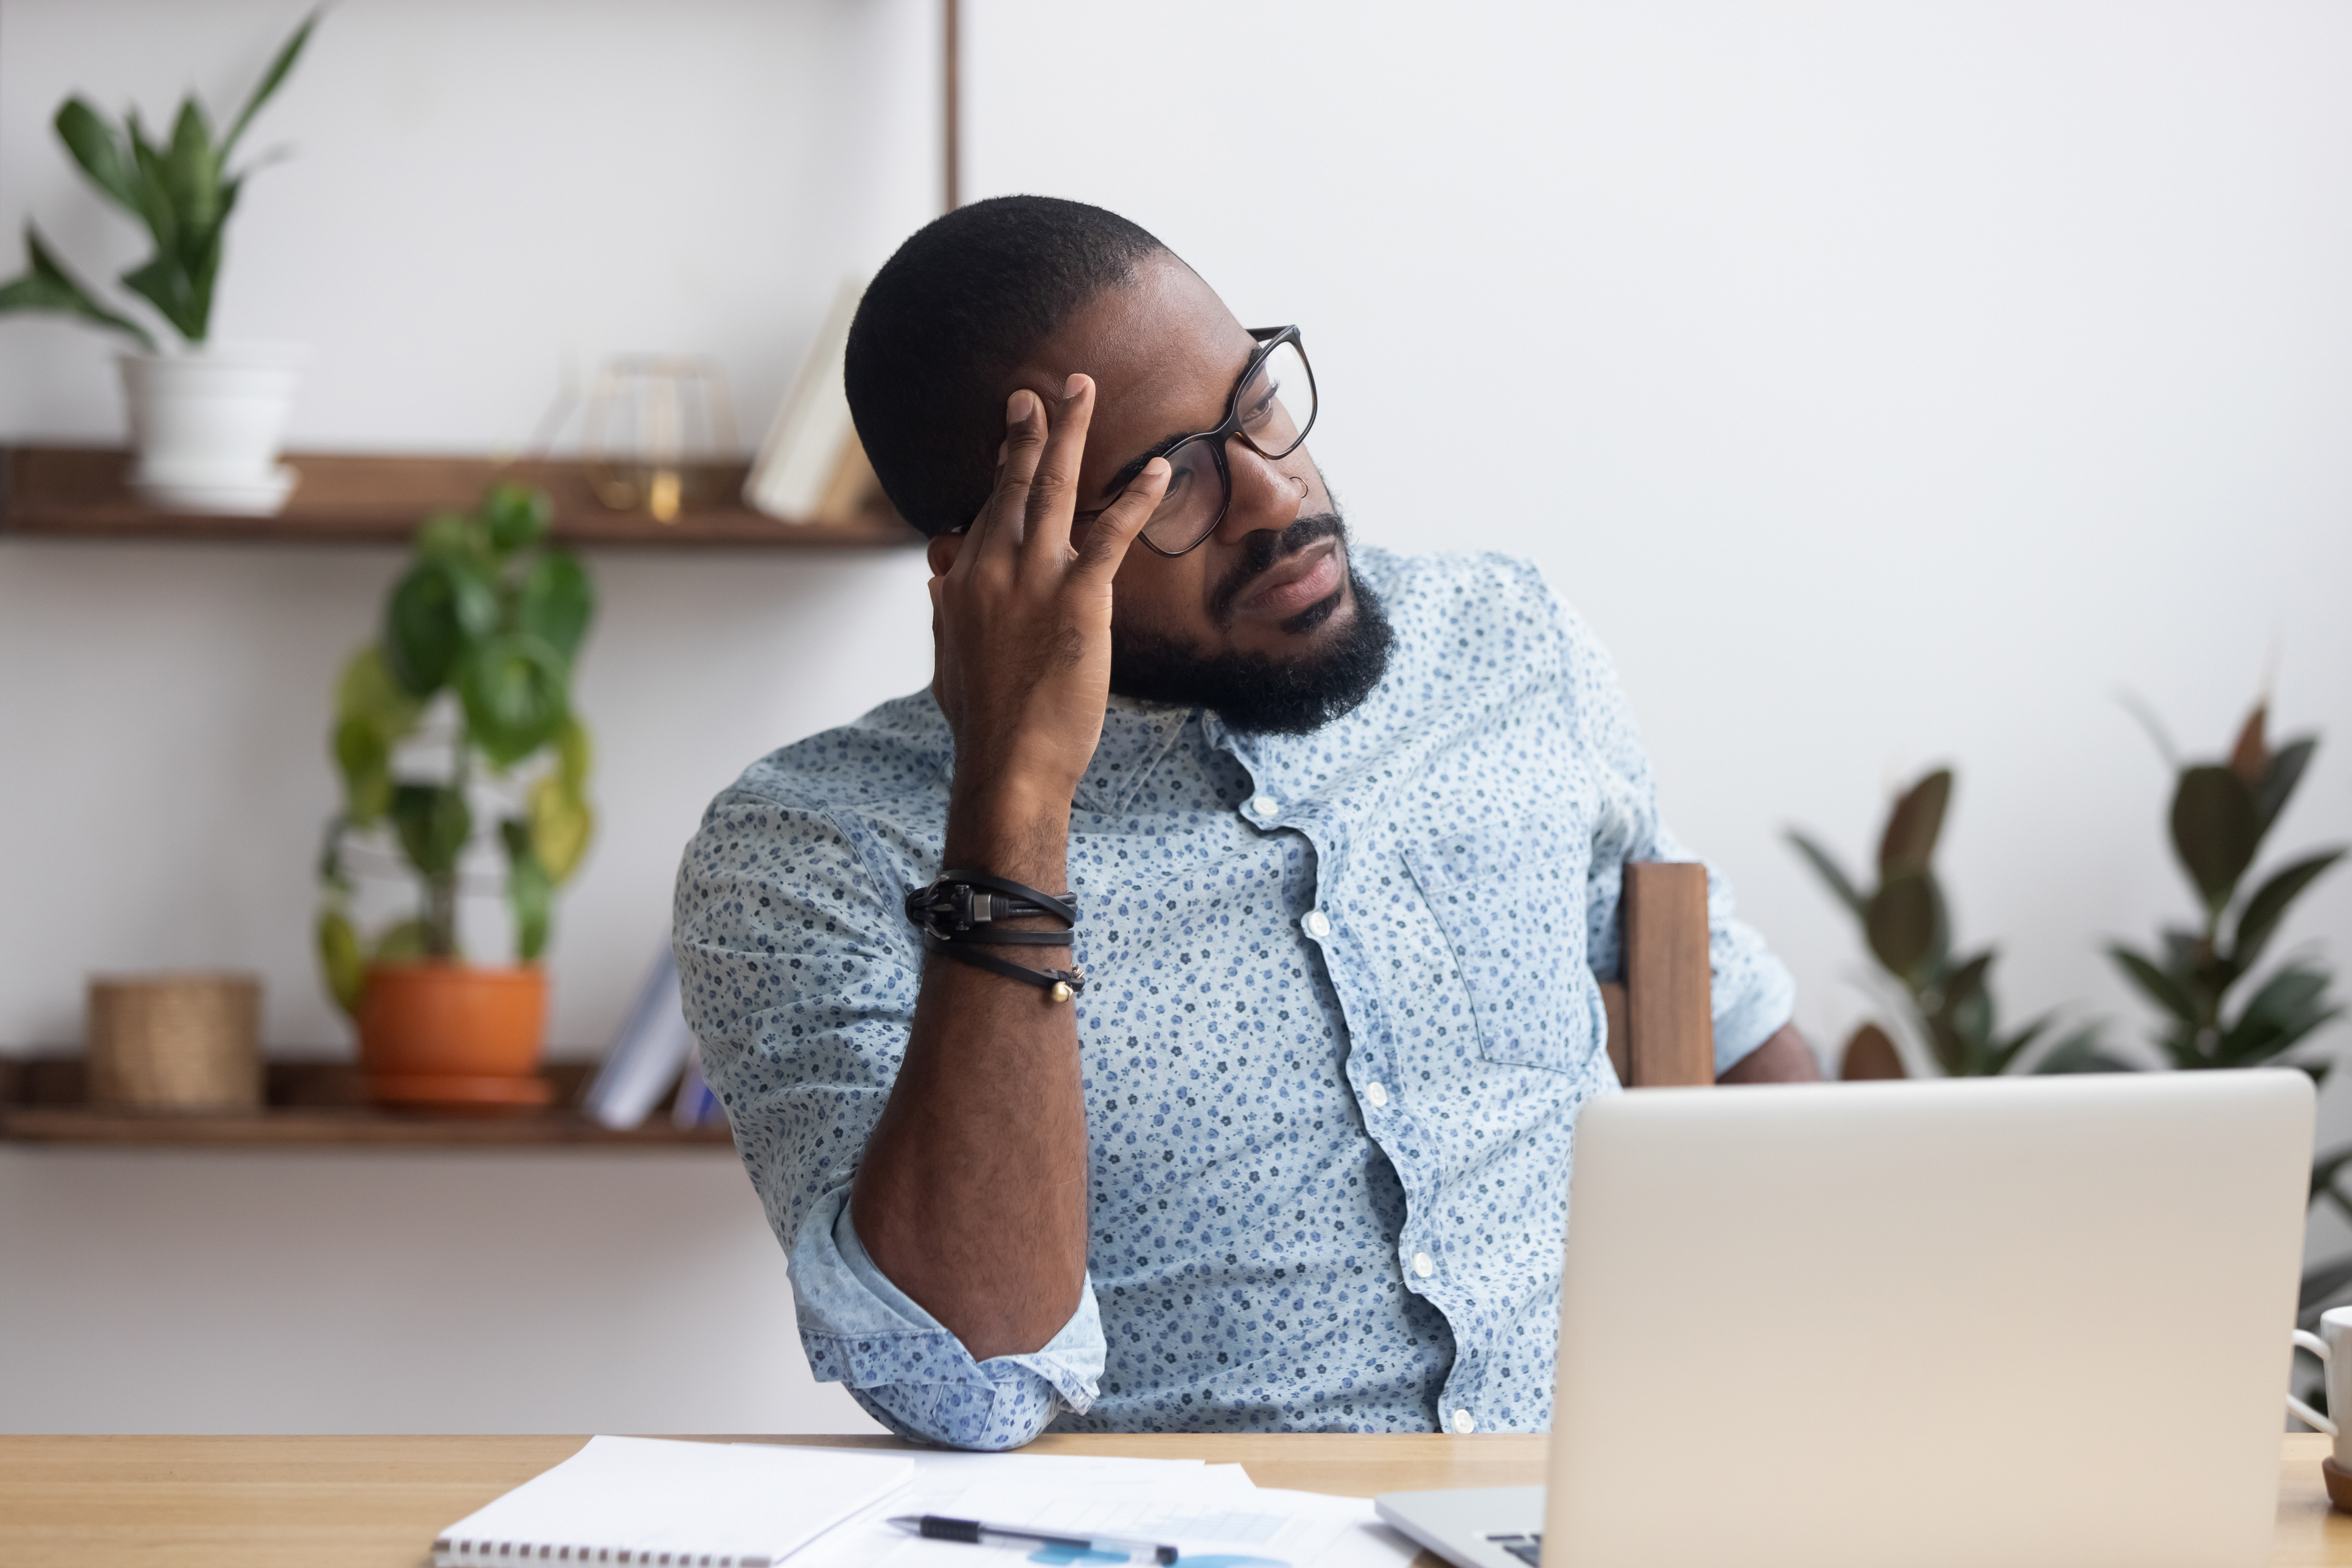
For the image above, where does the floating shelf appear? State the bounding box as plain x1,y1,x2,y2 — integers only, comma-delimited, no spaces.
0,1059,732,1150
0,447,925,550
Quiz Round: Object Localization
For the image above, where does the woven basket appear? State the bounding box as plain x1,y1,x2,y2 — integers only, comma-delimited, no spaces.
86,973,263,1110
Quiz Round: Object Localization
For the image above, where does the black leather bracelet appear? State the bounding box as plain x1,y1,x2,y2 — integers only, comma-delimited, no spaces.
905,870,1085,1002
921,931,1088,1003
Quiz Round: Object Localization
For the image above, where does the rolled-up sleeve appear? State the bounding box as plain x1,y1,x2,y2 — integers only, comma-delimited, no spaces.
1544,574,1798,1076
673,789,1105,1448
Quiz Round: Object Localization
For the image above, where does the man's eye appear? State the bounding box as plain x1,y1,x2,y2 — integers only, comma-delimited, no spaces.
1241,380,1281,427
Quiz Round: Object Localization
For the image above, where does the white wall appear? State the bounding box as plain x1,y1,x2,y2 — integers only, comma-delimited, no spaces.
3,0,2350,1431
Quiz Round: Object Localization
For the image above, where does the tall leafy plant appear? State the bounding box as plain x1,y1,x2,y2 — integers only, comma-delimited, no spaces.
0,12,316,350
1790,768,2107,1076
2110,699,2343,1074
317,486,597,1014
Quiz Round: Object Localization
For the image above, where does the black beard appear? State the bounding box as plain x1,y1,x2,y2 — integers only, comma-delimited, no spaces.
1108,513,1395,736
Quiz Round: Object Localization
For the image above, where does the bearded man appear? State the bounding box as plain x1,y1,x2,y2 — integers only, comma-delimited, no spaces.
674,195,1816,1451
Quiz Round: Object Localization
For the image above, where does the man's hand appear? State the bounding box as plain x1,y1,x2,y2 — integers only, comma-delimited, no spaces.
850,377,1167,1365
929,376,1169,859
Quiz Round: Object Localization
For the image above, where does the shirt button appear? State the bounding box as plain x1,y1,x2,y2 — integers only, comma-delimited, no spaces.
1302,910,1331,939
1412,1251,1434,1278
1248,793,1278,818
1453,1409,1475,1434
1365,1082,1389,1108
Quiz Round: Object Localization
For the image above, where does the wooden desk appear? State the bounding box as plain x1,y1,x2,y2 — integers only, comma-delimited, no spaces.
4,1432,2347,1567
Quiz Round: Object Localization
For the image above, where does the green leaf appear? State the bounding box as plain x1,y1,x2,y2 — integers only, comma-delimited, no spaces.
2109,943,2197,1025
527,771,593,884
166,97,222,237
390,783,472,877
1866,870,1941,980
1785,829,1865,919
119,252,201,342
415,509,491,571
2233,849,2347,974
2171,765,2259,915
2219,965,2341,1067
500,819,554,961
371,917,432,964
459,633,569,767
332,715,393,824
555,713,593,791
317,908,367,1017
1878,768,1952,878
223,10,318,156
383,560,498,696
516,550,593,660
335,645,422,737
481,483,553,554
0,225,156,351
53,99,141,214
2258,738,2319,841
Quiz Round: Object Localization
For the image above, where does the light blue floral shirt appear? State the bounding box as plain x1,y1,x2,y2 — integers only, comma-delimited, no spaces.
674,548,1794,1449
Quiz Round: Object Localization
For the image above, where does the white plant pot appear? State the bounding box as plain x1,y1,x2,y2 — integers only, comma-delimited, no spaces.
119,343,307,515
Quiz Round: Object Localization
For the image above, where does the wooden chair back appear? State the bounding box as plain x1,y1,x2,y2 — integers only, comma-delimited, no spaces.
1597,861,1714,1087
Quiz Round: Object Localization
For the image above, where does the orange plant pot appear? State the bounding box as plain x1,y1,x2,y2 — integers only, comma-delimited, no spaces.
355,963,551,1108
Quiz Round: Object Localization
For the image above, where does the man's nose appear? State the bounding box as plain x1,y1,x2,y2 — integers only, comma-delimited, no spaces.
1214,439,1307,544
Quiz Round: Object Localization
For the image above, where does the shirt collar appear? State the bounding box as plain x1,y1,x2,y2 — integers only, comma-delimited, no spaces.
1073,695,1195,816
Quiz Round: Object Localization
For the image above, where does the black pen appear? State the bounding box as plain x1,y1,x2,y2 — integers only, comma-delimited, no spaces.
887,1513,1181,1564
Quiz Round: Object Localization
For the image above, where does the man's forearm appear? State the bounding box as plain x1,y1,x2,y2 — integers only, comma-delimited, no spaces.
849,796,1091,1362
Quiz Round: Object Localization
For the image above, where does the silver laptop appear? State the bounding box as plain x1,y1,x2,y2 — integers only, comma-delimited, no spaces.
1377,1071,2314,1568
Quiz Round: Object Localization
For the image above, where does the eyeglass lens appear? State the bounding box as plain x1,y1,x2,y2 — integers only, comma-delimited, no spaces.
1141,338,1315,554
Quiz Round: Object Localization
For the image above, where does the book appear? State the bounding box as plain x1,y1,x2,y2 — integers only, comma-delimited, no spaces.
581,948,696,1130
744,277,870,524
432,1436,914,1568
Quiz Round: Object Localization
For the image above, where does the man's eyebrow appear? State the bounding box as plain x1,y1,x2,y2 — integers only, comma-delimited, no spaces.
1099,431,1196,502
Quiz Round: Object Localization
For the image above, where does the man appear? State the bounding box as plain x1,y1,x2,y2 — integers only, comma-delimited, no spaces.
674,195,1816,1451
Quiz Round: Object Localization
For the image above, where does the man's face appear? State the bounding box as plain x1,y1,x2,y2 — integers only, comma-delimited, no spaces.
926,254,1388,732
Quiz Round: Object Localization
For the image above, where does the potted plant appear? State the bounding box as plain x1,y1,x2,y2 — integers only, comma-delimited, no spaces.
317,484,597,1107
0,12,316,514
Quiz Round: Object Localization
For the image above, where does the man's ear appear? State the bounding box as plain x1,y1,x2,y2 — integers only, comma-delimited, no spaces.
926,531,963,576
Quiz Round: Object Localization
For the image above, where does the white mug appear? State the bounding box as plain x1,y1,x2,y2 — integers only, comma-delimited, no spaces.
2289,1306,2352,1465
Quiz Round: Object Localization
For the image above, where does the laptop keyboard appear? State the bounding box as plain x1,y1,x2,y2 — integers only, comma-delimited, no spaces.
1486,1531,1541,1564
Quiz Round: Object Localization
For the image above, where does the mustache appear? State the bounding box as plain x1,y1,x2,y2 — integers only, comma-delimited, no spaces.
1208,512,1348,629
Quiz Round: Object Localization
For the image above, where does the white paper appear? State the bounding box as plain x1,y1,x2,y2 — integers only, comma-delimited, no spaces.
432,1435,914,1567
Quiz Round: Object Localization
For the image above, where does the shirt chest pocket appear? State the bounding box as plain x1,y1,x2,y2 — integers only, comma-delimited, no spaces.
1398,838,1598,1074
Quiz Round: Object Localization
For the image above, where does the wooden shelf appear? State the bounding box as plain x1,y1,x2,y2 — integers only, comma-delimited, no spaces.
0,447,925,550
0,1059,733,1150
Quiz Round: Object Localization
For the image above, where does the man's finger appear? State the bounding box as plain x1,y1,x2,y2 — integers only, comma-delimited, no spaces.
1023,373,1094,562
973,388,1048,565
1071,457,1169,583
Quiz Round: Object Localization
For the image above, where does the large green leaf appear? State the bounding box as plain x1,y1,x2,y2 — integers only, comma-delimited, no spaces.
414,509,491,572
331,715,392,824
383,560,497,696
166,99,222,236
0,225,156,350
1878,769,1951,878
2233,849,2347,975
53,99,141,214
390,783,472,877
517,550,593,660
317,907,367,1017
527,771,593,884
1866,870,1941,979
481,483,553,554
2258,738,2319,841
500,819,554,961
2219,965,2341,1067
335,644,422,737
2171,765,2259,915
1785,829,1865,919
460,633,569,767
2108,943,2197,1024
223,10,318,155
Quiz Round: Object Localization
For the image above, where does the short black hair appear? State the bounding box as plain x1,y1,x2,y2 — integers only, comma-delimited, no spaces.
845,195,1169,537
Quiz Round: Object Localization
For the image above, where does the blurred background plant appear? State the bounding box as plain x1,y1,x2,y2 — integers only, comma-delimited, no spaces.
2111,697,2343,1080
1790,768,2111,1077
317,484,596,1013
0,11,315,349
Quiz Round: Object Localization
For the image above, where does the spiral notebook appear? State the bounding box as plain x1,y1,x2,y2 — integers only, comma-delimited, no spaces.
432,1436,914,1568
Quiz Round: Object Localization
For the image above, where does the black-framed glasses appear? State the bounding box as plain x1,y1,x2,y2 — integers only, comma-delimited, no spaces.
1076,324,1318,557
